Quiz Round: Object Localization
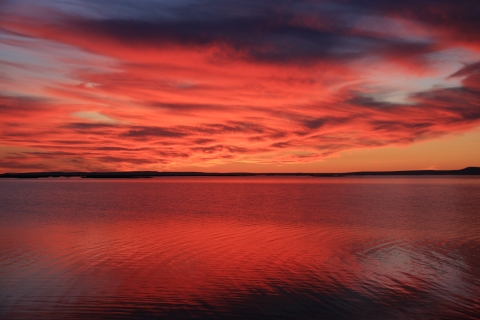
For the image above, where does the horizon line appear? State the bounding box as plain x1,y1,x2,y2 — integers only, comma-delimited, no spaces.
1,167,479,178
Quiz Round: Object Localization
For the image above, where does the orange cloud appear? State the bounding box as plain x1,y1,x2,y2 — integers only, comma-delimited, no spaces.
1,0,480,172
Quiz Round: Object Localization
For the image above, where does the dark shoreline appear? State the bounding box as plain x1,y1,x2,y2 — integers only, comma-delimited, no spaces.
1,167,479,179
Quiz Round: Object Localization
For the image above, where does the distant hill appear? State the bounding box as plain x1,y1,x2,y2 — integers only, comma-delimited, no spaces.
1,167,479,178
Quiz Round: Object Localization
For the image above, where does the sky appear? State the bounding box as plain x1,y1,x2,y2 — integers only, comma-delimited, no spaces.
1,0,480,173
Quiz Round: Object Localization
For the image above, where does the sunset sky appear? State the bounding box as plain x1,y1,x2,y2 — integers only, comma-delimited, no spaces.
1,0,479,173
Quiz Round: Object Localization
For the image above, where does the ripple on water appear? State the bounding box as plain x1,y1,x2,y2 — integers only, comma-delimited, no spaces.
1,177,480,319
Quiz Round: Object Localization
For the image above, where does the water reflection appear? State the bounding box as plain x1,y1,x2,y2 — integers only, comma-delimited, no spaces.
1,177,480,319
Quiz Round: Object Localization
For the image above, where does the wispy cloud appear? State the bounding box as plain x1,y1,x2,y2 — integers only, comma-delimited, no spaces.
0,0,479,171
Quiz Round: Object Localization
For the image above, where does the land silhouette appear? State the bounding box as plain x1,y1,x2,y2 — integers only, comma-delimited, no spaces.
0,167,479,178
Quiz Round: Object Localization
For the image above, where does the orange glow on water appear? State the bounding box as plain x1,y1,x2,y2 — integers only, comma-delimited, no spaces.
1,177,480,318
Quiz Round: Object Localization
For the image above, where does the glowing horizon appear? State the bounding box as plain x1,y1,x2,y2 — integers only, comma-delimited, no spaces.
1,0,480,173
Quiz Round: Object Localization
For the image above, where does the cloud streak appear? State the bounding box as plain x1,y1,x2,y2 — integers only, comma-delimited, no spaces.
0,0,479,172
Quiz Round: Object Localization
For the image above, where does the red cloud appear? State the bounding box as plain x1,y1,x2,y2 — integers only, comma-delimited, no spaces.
1,1,480,172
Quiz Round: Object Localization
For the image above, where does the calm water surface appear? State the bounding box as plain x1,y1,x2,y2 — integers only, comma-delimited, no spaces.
1,177,480,319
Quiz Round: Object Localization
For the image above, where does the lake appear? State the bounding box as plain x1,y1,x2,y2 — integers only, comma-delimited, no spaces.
1,177,479,319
